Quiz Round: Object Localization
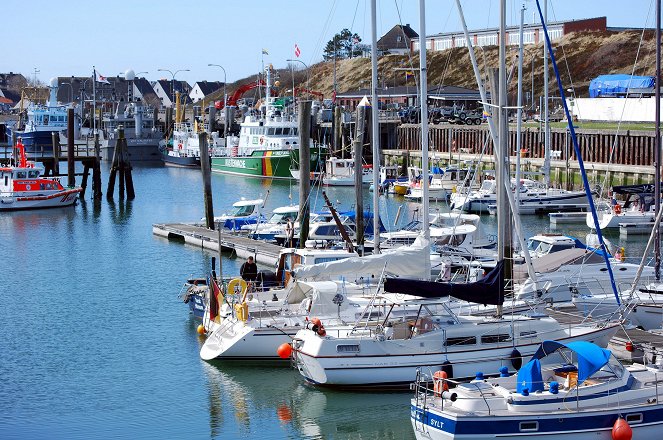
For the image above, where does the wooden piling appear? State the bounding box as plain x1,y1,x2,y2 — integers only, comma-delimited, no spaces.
93,134,102,200
67,108,75,187
199,132,215,229
298,101,312,248
106,127,135,200
51,131,60,176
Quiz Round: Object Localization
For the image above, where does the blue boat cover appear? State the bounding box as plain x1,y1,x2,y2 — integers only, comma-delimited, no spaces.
223,216,260,231
383,260,505,305
531,341,611,386
589,74,655,98
516,358,544,393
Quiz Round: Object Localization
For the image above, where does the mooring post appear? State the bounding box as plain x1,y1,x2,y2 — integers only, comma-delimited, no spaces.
354,104,368,254
333,106,343,157
93,133,102,200
199,132,215,229
298,100,312,248
50,131,59,176
121,127,135,200
106,126,134,200
106,130,119,199
67,108,75,187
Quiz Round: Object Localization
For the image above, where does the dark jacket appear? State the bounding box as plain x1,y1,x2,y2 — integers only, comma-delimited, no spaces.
240,261,258,281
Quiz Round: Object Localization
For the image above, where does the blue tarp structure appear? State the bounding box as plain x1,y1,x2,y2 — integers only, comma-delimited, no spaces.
531,341,612,386
589,74,655,98
516,358,544,393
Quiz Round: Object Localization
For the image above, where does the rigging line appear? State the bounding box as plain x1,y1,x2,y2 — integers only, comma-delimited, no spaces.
534,0,621,308
311,0,339,65
392,0,420,96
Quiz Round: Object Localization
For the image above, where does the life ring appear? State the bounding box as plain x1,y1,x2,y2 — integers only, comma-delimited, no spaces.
433,370,449,396
259,136,265,145
614,204,622,214
227,277,248,295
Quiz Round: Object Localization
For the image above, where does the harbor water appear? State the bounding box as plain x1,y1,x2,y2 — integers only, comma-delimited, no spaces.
0,163,653,439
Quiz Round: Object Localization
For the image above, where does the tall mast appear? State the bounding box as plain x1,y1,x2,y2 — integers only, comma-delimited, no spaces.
542,0,551,187
656,0,661,280
419,0,430,246
516,5,525,206
370,0,381,253
497,0,512,303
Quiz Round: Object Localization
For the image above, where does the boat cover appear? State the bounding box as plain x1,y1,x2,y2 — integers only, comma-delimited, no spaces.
383,260,505,306
532,340,611,386
223,216,260,231
516,358,544,393
293,237,430,280
589,74,654,98
612,183,660,195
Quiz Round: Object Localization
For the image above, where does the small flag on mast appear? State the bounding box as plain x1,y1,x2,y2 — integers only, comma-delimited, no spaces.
262,48,269,55
405,71,414,80
294,43,301,58
95,71,110,84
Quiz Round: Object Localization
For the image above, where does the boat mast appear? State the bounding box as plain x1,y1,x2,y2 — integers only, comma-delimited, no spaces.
516,5,525,206
497,0,513,310
656,0,661,280
542,0,551,187
370,0,381,253
418,0,430,247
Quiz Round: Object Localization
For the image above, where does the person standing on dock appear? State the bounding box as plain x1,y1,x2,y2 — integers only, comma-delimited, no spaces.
240,256,258,282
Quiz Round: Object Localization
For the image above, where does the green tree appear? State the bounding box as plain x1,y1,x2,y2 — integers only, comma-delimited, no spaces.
323,29,362,60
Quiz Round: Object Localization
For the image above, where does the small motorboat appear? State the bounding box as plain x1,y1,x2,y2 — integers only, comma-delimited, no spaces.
0,139,82,211
410,340,663,439
211,198,265,231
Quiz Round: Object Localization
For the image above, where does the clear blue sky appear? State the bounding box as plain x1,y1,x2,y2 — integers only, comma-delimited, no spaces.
1,0,654,86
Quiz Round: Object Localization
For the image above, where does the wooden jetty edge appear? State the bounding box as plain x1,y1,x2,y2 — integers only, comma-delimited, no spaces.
152,223,282,266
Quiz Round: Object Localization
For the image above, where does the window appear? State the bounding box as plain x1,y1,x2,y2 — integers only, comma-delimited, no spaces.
519,422,538,432
481,334,511,344
523,31,535,44
28,170,40,178
397,36,402,42
476,34,497,47
434,38,452,51
625,414,642,424
445,336,477,346
337,344,360,353
16,171,27,179
549,28,563,41
520,331,537,338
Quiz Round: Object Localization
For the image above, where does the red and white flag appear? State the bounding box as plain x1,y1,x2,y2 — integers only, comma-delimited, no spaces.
95,71,110,84
294,43,301,58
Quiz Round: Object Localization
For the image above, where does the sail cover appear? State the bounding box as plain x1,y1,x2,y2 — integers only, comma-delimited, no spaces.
384,260,505,306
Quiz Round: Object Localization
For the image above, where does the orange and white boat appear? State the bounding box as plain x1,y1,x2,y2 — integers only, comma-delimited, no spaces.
0,140,82,211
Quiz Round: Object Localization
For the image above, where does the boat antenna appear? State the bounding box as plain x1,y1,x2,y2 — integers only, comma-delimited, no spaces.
655,0,661,280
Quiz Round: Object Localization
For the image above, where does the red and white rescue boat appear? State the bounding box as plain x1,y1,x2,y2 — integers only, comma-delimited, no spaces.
0,140,82,211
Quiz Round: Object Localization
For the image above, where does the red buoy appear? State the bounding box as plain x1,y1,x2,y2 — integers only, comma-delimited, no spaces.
277,343,292,359
625,341,634,352
612,417,632,440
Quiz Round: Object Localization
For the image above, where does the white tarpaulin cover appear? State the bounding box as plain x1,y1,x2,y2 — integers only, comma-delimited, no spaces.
293,237,430,281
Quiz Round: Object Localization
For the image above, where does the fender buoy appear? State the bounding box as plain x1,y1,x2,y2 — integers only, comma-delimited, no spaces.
310,317,326,337
260,136,265,145
612,417,632,440
227,277,248,295
277,343,292,359
510,348,522,370
614,204,622,214
178,143,183,150
433,370,449,396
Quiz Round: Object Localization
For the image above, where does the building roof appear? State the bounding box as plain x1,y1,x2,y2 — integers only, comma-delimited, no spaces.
420,16,607,40
156,79,191,96
193,81,224,96
378,24,419,51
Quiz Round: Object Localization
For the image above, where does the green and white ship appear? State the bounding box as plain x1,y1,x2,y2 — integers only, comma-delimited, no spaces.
211,67,325,179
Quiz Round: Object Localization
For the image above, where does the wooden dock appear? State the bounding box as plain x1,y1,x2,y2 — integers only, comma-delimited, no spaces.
152,223,283,266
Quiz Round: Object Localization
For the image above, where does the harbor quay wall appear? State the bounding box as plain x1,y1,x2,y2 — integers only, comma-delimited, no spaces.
389,124,659,189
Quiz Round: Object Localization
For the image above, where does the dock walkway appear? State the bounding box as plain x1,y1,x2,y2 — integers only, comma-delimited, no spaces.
152,223,283,266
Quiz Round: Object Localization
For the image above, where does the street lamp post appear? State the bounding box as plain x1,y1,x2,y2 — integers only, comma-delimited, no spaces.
286,59,309,95
157,68,190,108
61,82,73,104
208,64,227,108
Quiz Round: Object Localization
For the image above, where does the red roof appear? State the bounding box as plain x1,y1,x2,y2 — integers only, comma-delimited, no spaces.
0,97,12,104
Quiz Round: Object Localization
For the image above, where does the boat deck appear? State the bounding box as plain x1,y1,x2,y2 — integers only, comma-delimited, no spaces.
152,223,283,265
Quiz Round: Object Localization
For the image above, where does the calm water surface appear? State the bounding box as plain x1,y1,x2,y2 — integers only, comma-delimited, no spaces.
0,163,651,439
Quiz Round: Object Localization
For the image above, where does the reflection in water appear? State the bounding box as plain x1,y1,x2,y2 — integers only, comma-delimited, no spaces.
200,360,415,439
